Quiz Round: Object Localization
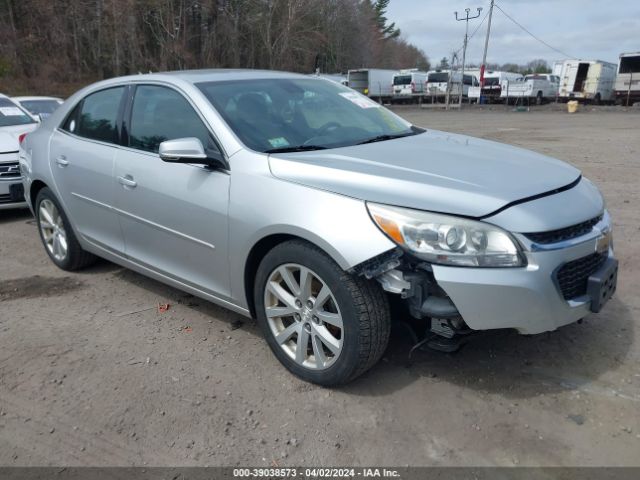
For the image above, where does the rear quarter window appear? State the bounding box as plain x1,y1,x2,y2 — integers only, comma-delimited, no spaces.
72,87,125,144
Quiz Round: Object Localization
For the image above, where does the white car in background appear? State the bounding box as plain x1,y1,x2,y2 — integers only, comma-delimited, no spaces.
12,96,63,121
1,94,38,209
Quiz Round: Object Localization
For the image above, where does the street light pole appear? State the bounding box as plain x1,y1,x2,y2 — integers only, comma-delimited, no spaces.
455,6,482,109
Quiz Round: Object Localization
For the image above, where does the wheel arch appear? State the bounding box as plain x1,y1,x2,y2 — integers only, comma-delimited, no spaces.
243,232,349,318
29,179,48,210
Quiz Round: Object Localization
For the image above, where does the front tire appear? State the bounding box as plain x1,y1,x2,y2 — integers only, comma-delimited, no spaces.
254,240,390,386
35,187,96,271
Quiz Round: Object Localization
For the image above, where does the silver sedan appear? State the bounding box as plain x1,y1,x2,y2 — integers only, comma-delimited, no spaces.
20,70,617,385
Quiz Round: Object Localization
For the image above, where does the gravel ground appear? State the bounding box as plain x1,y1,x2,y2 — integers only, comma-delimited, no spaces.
1,106,639,467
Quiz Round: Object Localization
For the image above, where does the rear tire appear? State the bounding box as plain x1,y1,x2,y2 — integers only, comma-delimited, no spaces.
35,187,97,271
536,91,543,105
254,240,391,386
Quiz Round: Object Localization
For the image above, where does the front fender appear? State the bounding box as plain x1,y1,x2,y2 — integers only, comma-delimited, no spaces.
227,151,395,309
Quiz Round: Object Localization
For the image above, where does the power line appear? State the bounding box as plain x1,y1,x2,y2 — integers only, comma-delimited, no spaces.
453,8,490,57
494,3,574,59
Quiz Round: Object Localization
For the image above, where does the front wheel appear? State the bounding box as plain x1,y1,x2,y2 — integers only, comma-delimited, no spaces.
254,240,390,386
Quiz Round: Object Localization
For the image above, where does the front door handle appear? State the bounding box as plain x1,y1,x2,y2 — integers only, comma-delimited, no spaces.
117,175,137,188
55,156,69,167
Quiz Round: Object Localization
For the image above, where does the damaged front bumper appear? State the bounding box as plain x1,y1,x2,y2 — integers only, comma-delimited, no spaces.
363,212,617,336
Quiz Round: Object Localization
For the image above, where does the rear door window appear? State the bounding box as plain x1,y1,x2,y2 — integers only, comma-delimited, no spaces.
75,87,125,144
128,85,218,155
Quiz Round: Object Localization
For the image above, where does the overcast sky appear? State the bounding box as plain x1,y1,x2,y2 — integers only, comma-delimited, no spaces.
386,0,640,68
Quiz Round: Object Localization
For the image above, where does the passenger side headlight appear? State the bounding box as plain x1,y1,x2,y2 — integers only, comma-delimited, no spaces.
367,203,524,267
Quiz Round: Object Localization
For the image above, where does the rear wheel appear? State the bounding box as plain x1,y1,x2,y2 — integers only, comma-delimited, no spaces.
35,187,96,271
536,91,543,105
254,240,390,386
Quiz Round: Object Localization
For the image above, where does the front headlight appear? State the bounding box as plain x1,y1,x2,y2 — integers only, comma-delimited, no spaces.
367,203,524,267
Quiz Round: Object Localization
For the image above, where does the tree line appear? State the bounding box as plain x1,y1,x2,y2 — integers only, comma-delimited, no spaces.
0,0,429,96
437,56,552,75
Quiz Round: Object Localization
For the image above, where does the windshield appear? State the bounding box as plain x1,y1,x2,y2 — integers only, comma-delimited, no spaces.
0,98,36,127
428,73,448,83
19,99,61,116
197,78,420,152
484,77,500,86
393,75,412,85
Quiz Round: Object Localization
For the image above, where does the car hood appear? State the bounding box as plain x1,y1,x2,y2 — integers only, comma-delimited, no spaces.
0,131,19,154
268,129,581,218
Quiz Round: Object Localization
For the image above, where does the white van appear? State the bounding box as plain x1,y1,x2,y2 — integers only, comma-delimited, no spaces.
392,70,429,103
426,71,478,99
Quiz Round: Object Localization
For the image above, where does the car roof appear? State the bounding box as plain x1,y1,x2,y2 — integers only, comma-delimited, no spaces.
12,96,63,102
103,69,308,86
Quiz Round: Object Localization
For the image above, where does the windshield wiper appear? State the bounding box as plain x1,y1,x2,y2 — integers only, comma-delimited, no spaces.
356,126,425,145
265,145,328,153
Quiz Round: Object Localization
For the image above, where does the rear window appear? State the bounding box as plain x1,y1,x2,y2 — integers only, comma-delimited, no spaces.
619,56,640,74
428,73,448,83
19,100,61,116
0,98,35,127
393,75,412,85
484,77,500,86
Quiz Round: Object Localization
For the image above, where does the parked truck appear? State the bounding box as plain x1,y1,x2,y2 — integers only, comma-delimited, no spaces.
614,52,640,106
391,69,429,103
558,60,617,104
468,71,522,103
501,74,560,104
347,68,397,103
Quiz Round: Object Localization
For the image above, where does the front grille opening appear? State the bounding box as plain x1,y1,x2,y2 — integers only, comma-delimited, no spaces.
0,162,21,179
525,214,603,245
556,252,607,300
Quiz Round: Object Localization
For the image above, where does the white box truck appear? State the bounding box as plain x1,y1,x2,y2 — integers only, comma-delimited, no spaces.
558,60,617,103
614,52,640,106
391,69,429,103
347,69,397,103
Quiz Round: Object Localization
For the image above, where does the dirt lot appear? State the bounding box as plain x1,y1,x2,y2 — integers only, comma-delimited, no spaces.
1,106,639,467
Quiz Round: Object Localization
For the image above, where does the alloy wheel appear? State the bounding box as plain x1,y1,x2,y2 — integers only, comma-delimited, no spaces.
263,263,343,370
38,199,68,261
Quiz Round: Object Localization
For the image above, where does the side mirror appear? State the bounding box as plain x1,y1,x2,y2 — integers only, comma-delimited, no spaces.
159,137,226,169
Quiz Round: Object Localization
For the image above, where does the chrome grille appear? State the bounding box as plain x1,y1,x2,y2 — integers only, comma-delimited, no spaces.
0,161,21,179
525,215,603,245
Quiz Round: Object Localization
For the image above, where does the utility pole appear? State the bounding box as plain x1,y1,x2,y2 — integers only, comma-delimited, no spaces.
446,51,458,110
455,6,482,109
479,0,495,104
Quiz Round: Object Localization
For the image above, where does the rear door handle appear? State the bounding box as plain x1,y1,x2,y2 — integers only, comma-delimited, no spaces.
117,175,137,188
55,156,69,167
